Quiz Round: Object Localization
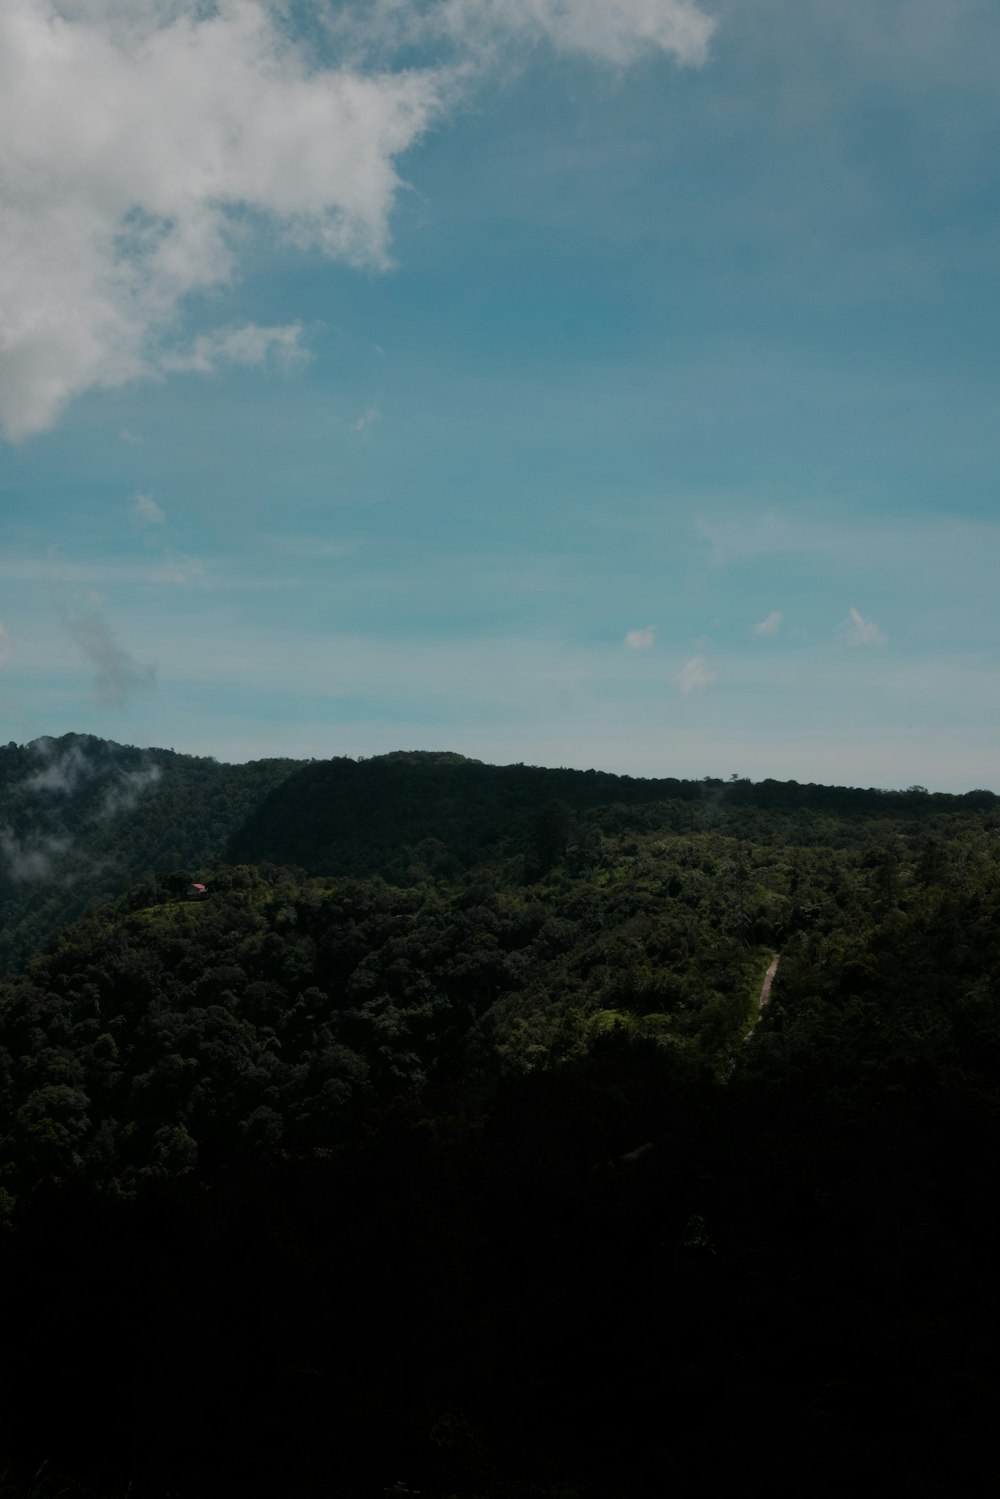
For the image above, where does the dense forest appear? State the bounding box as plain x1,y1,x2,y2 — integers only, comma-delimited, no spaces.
1,741,999,1496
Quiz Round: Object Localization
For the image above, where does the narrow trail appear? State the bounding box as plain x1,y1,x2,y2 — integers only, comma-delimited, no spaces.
738,952,780,1049
757,952,780,1013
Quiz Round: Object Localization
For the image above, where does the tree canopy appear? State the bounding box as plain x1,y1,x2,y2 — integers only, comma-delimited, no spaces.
1,744,999,1497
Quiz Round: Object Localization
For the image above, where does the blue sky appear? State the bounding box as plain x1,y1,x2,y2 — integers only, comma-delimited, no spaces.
1,0,998,789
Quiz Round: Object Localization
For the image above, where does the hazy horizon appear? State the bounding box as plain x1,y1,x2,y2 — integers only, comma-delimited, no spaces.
10,727,996,798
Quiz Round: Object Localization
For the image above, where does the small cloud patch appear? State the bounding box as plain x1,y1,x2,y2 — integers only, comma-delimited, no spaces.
673,655,718,696
754,609,782,637
352,406,380,433
131,491,165,527
839,607,887,647
624,626,655,650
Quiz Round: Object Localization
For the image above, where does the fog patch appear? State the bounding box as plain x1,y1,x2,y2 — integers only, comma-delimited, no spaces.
0,827,71,883
25,738,98,795
95,763,162,820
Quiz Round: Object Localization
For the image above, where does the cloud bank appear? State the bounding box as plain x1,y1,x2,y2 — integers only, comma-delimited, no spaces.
0,0,714,439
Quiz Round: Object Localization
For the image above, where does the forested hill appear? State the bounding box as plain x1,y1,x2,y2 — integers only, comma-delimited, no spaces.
228,747,997,876
3,795,1000,1495
3,734,997,970
0,734,303,968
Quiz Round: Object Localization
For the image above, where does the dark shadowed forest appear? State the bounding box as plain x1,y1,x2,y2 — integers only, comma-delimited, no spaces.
2,738,999,1496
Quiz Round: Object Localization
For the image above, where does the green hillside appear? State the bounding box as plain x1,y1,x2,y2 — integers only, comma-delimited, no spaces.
5,734,994,975
2,768,1000,1497
228,747,996,876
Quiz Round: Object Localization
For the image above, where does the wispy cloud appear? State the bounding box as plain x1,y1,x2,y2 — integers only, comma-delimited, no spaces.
839,607,887,647
673,654,718,696
0,618,11,667
0,828,69,883
95,763,162,820
150,551,206,588
352,406,380,433
161,323,311,376
67,610,155,705
753,609,783,637
336,0,716,68
131,491,165,526
624,626,655,650
25,738,96,795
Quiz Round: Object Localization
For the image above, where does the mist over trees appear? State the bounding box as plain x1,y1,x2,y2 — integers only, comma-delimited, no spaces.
0,734,302,969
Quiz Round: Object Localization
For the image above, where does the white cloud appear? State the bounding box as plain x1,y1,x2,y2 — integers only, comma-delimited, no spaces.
0,0,717,439
839,606,887,647
483,0,715,66
67,609,155,703
131,490,165,526
754,609,782,637
352,405,380,432
624,625,655,650
673,653,717,696
0,0,443,439
119,427,142,444
0,618,12,667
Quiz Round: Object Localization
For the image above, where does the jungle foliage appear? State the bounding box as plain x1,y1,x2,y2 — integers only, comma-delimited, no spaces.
1,747,999,1497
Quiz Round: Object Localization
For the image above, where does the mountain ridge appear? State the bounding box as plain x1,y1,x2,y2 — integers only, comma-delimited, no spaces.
2,731,996,968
